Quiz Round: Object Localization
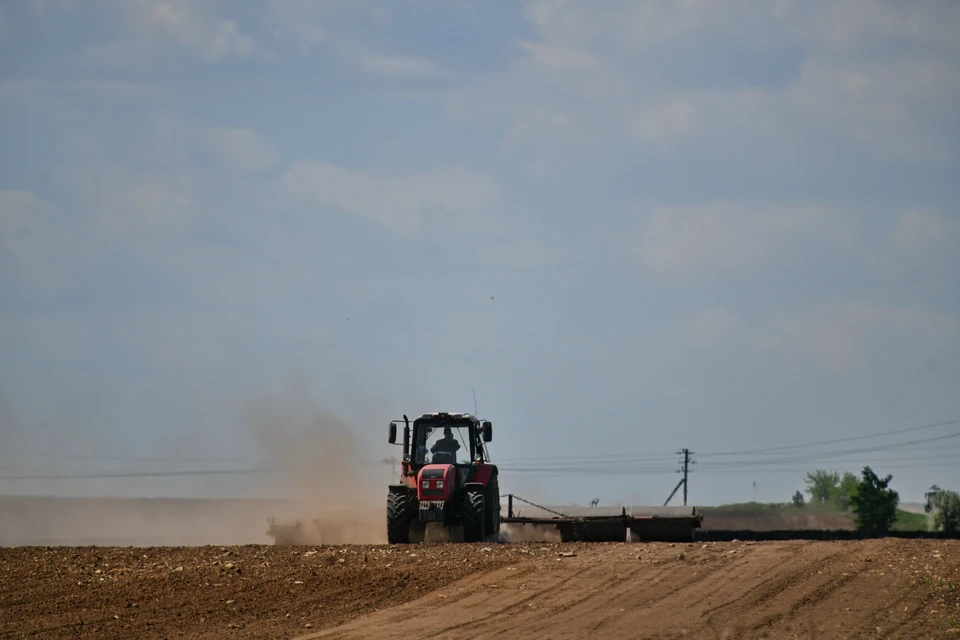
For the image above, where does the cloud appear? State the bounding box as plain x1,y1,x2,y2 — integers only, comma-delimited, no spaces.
282,161,499,230
892,209,960,256
445,0,959,167
761,301,960,372
131,0,256,62
204,127,280,173
632,202,842,277
67,0,257,68
771,56,959,158
263,0,451,80
264,0,386,53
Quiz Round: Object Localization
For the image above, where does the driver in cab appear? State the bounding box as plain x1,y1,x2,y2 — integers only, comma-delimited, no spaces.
430,426,461,462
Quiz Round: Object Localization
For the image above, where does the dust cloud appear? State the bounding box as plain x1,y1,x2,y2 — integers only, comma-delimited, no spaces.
0,376,400,547
499,523,562,543
242,379,394,545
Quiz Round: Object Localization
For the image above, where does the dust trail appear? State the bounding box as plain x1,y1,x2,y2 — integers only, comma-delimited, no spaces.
0,375,401,547
499,523,562,543
244,376,396,545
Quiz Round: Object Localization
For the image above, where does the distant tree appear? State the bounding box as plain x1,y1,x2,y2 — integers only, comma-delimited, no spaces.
925,485,942,514
791,490,805,507
805,470,840,503
833,472,859,511
929,489,960,533
849,466,899,533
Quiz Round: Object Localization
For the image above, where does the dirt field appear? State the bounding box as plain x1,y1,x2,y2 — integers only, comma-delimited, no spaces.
2,539,958,639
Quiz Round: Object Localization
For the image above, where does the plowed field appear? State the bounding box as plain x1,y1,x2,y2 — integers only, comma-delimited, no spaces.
2,539,959,639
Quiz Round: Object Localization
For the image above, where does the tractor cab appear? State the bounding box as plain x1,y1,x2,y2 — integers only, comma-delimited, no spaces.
412,415,490,467
389,412,492,471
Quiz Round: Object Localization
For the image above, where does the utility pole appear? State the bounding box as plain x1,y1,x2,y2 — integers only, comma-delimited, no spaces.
676,448,695,506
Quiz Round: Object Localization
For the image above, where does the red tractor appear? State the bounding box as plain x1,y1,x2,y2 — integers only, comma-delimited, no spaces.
386,412,500,543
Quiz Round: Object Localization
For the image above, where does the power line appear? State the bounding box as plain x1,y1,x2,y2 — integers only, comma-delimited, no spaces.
0,468,277,480
0,452,268,464
697,419,960,458
697,432,960,469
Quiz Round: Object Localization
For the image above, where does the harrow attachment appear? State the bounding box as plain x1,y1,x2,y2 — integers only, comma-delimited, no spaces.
265,517,330,545
500,494,703,543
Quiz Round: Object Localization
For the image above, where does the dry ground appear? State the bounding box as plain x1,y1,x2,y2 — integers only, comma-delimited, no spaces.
2,539,959,640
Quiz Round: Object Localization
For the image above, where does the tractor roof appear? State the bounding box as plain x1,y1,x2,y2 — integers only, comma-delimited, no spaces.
416,412,477,421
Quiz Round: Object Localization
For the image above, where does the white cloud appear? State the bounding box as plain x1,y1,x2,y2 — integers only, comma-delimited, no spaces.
633,203,841,277
282,161,499,230
445,0,959,167
761,301,960,372
70,0,257,67
133,0,256,62
892,209,960,255
264,0,386,52
204,127,280,173
264,0,447,80
769,56,959,158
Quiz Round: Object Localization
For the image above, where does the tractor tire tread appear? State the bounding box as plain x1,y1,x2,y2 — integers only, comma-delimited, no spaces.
461,491,485,543
387,491,415,544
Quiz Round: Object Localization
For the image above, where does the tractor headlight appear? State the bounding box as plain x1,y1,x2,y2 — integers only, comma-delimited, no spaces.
436,480,444,489
422,480,429,489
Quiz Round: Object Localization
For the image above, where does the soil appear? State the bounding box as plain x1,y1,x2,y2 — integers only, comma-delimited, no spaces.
2,539,958,639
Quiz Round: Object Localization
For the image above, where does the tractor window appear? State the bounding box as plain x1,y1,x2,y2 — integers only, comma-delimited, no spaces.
414,423,470,465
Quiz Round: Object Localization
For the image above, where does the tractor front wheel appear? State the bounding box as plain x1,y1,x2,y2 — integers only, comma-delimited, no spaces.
461,491,485,543
387,491,415,544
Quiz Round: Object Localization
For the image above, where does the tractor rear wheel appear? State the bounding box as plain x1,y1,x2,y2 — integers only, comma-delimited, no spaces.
486,476,501,540
387,491,415,544
461,491,485,542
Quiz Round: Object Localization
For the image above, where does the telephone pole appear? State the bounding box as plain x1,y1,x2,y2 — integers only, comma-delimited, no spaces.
663,447,696,507
677,448,695,506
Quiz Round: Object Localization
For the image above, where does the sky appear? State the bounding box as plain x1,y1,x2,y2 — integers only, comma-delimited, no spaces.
1,0,958,507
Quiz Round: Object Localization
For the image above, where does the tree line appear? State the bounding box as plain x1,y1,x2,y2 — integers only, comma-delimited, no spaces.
791,466,960,533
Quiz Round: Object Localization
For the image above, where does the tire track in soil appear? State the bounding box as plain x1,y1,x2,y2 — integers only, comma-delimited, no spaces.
305,562,594,640
303,548,752,640
747,561,870,635
462,550,742,639
876,586,939,639
429,565,597,638
702,543,863,637
670,543,811,616
578,553,734,633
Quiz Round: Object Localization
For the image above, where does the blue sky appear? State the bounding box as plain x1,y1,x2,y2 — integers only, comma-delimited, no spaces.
1,0,958,507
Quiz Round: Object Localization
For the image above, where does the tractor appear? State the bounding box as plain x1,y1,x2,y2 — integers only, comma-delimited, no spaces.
386,412,500,543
